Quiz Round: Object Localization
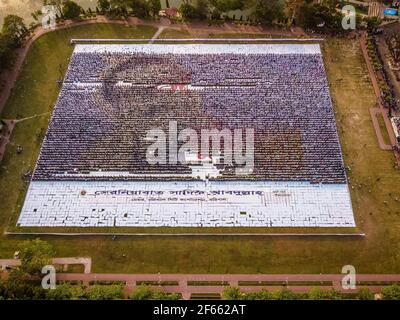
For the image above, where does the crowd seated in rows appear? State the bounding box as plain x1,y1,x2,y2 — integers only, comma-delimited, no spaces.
33,51,347,184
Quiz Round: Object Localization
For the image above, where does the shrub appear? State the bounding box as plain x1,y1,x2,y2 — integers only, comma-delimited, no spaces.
357,288,375,300
308,288,342,300
381,284,400,300
87,284,124,300
130,284,180,300
221,286,243,300
46,282,86,300
130,284,154,300
272,289,298,300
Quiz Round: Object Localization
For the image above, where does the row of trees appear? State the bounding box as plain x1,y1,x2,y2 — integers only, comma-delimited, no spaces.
96,0,161,18
39,0,376,32
178,0,363,31
222,284,400,300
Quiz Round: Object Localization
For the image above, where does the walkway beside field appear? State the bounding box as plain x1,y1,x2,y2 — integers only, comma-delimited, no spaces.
2,256,400,299
0,257,92,273
359,32,400,164
55,272,400,299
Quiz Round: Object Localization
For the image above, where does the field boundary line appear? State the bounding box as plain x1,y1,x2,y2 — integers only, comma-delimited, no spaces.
4,231,365,237
70,38,325,43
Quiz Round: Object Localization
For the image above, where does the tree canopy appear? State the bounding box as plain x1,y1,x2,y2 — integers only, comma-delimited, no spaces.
62,0,83,19
19,238,55,274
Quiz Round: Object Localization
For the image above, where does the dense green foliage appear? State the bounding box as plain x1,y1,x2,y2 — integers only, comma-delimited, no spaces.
96,0,160,17
62,0,83,19
221,286,382,300
381,284,400,300
0,14,29,72
19,238,55,274
130,284,180,300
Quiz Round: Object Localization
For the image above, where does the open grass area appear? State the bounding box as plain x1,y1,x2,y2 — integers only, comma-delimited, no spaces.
1,26,400,274
158,28,193,39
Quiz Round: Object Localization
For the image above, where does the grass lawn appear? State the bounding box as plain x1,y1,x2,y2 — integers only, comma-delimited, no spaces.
158,28,193,39
1,26,400,274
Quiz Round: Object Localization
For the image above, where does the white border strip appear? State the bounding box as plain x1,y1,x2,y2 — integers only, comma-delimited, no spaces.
73,43,322,55
70,38,325,44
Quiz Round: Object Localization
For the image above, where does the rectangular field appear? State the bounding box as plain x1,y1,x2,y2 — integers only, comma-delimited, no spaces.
18,43,354,228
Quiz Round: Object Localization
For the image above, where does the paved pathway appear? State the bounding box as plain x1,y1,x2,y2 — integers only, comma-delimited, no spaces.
0,257,91,273
369,108,393,150
2,255,398,299
55,272,400,299
149,26,165,44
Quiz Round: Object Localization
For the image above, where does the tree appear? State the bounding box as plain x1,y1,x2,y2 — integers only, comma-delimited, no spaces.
272,289,298,300
130,284,180,300
109,0,130,16
221,286,242,300
0,239,54,300
152,291,180,300
362,16,381,29
357,288,375,300
209,0,244,13
195,0,210,19
2,15,29,47
244,289,273,300
62,0,83,19
0,34,14,70
285,0,304,26
4,268,46,300
148,0,161,17
130,284,154,300
180,3,196,20
19,238,55,275
296,0,343,31
98,0,111,12
252,0,284,25
46,282,86,300
381,284,400,300
308,288,342,300
87,284,124,300
130,0,150,18
43,0,64,18
0,280,6,300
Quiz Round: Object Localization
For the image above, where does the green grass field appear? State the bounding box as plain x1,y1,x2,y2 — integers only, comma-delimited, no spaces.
1,25,400,274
